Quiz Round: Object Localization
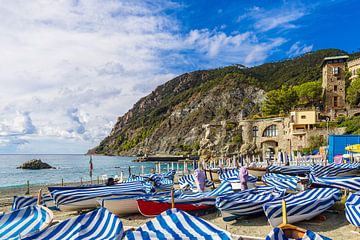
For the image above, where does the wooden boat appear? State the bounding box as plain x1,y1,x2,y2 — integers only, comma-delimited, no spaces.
247,167,267,178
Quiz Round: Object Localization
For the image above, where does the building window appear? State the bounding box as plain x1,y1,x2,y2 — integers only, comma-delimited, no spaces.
252,126,258,138
332,67,339,75
301,115,306,119
263,125,277,137
334,96,338,107
334,85,337,92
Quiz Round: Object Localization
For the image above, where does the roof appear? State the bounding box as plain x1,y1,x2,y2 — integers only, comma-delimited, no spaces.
321,55,349,67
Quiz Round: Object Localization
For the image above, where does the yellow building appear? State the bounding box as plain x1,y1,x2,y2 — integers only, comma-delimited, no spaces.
348,58,360,81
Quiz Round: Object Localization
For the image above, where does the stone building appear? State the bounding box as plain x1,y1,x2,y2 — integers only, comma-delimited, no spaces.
348,58,360,81
321,56,348,112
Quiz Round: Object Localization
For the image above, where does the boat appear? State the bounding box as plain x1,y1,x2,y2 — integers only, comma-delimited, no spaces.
262,173,301,191
50,181,149,211
138,182,233,217
247,166,267,178
309,174,360,192
263,187,342,226
345,191,360,227
310,163,360,177
267,165,311,176
124,208,232,240
345,144,360,153
12,194,54,210
0,205,53,239
97,191,171,216
178,174,213,190
216,186,286,221
22,208,123,239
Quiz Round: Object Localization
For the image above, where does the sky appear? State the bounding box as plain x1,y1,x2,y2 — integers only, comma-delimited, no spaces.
0,0,359,154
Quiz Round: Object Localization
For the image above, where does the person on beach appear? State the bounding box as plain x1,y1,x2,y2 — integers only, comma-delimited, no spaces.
193,163,206,192
239,166,248,191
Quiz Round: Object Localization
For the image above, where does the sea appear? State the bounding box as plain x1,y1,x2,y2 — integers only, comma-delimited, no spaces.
0,154,157,188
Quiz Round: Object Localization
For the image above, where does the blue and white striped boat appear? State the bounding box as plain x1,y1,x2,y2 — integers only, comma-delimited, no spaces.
22,208,123,240
345,191,360,227
266,227,331,240
267,165,310,176
216,186,286,221
124,208,231,240
310,163,360,177
50,181,148,211
263,188,342,226
12,194,54,211
0,206,53,239
262,173,300,191
219,169,258,184
309,174,360,192
178,174,213,190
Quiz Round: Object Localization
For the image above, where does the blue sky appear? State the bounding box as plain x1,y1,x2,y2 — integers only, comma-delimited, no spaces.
0,0,358,154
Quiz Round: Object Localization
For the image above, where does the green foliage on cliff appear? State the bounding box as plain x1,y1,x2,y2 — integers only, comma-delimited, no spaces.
338,116,360,134
347,72,360,107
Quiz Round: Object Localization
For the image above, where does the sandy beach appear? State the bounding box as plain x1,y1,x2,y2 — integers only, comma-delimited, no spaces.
1,183,359,239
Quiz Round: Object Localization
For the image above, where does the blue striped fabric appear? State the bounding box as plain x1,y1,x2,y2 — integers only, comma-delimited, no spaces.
265,227,331,240
22,208,123,240
219,169,257,183
309,174,360,191
178,174,213,189
216,186,286,221
156,178,174,191
267,165,311,176
263,188,342,226
12,194,53,210
125,175,146,183
124,208,231,240
262,173,300,191
345,191,360,227
310,163,360,177
51,181,147,208
0,206,53,239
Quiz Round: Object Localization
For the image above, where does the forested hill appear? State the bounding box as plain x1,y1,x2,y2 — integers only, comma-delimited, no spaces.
89,48,357,156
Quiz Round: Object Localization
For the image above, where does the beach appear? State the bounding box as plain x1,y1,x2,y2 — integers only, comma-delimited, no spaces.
1,183,358,239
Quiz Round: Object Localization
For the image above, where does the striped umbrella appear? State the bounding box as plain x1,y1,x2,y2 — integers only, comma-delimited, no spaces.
22,208,123,239
0,206,53,239
345,191,360,227
124,208,231,240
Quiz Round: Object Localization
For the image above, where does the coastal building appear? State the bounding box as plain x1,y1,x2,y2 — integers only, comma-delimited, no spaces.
321,56,348,112
348,58,360,81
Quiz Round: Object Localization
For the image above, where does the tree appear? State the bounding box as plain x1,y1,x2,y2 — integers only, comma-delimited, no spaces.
261,85,298,115
294,81,322,107
346,72,360,107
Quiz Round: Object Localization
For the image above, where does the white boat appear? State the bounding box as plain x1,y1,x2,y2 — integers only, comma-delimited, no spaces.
97,195,140,216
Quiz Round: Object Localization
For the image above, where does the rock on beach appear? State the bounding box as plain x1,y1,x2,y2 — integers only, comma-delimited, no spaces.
17,159,54,170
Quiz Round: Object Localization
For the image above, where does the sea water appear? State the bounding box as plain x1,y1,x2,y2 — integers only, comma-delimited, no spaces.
0,154,156,188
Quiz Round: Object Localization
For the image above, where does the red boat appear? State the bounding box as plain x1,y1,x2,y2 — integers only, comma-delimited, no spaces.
137,199,213,217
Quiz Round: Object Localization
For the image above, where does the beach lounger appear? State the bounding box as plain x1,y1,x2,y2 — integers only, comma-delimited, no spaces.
345,191,360,227
263,188,342,226
22,208,123,240
0,206,53,239
124,208,232,240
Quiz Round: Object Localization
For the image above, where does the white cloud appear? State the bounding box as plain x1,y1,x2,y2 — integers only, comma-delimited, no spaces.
287,41,313,57
0,0,290,153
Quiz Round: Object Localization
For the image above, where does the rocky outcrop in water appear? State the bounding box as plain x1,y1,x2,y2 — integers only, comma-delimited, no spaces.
17,159,54,170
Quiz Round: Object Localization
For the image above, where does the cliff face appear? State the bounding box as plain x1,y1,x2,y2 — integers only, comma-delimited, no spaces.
90,48,351,156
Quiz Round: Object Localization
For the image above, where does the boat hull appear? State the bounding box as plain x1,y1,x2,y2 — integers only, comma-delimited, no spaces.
268,210,326,227
58,198,98,212
137,199,213,217
97,198,139,216
247,167,267,178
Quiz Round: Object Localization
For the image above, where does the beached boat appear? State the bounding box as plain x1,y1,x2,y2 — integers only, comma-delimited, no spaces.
50,181,148,211
310,163,360,177
97,191,171,216
262,173,301,191
267,165,310,176
263,188,342,226
138,182,233,217
22,208,123,239
247,166,267,178
309,174,360,192
345,191,360,227
12,194,54,210
0,205,53,239
216,186,286,221
178,174,213,190
124,208,232,240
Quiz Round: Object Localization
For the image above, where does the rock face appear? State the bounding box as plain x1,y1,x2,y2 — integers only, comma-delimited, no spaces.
17,159,54,170
89,49,353,156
